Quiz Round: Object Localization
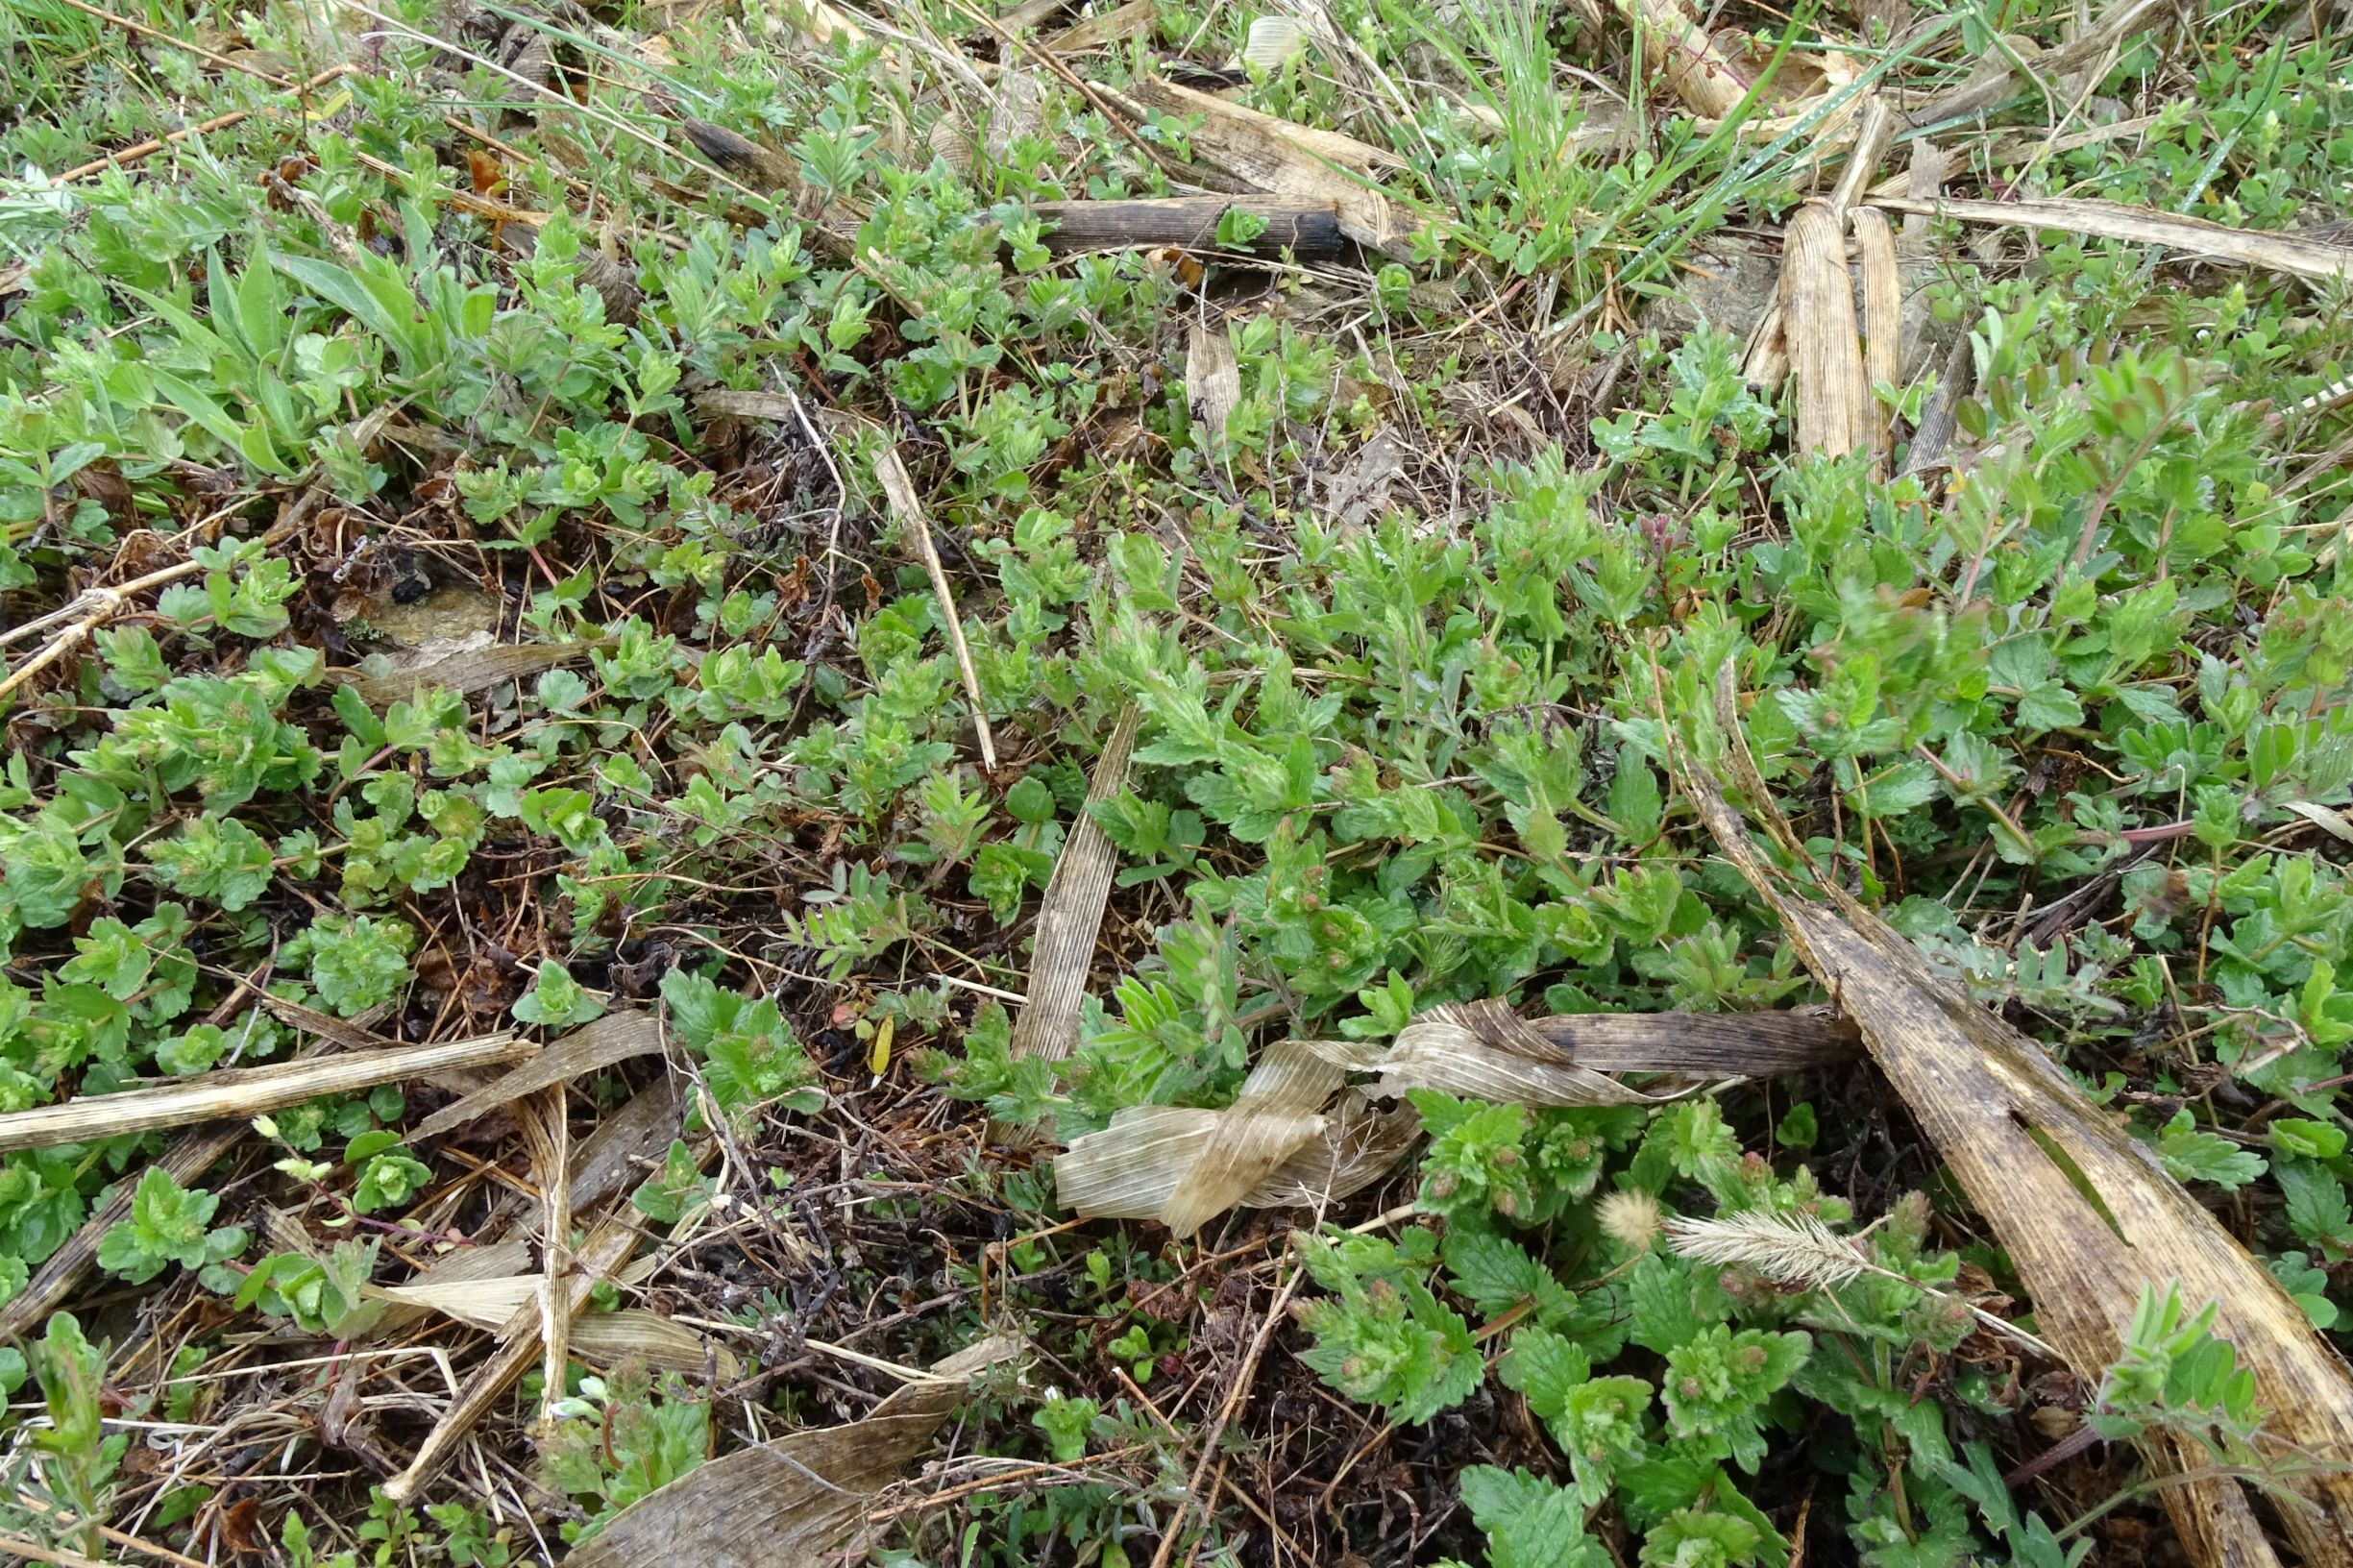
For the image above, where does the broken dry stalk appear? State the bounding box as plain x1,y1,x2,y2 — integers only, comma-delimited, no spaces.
0,1032,530,1156
409,1010,661,1140
1671,661,2353,1568
874,447,997,771
1780,200,1872,459
1875,194,2353,282
0,558,206,703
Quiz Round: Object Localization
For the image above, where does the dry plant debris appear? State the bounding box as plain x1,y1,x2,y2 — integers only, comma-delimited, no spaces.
0,0,2350,1563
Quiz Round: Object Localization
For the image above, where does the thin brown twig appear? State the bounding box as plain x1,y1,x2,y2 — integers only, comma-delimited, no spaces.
47,0,294,84
59,64,356,180
1147,1243,1304,1568
9,1497,210,1568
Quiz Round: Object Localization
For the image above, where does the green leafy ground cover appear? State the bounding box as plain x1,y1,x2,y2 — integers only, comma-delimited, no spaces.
1,0,2351,1561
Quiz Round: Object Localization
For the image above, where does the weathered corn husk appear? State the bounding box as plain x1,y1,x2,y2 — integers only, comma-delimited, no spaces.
1007,709,1140,1064
1851,206,1902,470
1673,661,2353,1568
1058,1003,1857,1230
563,1335,1022,1568
1780,200,1872,458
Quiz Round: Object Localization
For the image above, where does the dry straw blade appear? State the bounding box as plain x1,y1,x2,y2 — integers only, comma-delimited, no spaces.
874,447,998,771
1055,1094,1415,1228
409,1010,663,1141
563,1335,1022,1568
1873,194,2353,283
1007,707,1140,1064
1057,1002,1855,1232
0,1033,531,1156
1671,660,2353,1568
373,1273,740,1376
1160,1040,1350,1236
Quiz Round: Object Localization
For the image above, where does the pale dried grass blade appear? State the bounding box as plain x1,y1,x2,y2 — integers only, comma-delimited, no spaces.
525,1084,572,1434
1186,321,1242,451
1851,206,1902,470
563,1336,1021,1568
874,447,997,771
1059,1003,1854,1228
1162,1040,1350,1237
1057,1106,1223,1219
1304,997,1857,1102
0,1033,530,1157
1045,0,1152,50
1875,194,2353,282
1780,199,1870,458
1673,660,2353,1568
1247,1092,1421,1209
374,1274,739,1376
359,1238,535,1343
1007,707,1140,1063
1057,1095,1415,1223
411,1010,663,1141
1371,1017,1660,1105
384,1213,643,1503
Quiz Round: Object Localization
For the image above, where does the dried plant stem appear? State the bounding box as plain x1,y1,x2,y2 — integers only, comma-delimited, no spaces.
60,65,356,181
0,1032,529,1156
533,1085,572,1435
874,448,997,771
1874,194,2353,283
0,559,206,701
